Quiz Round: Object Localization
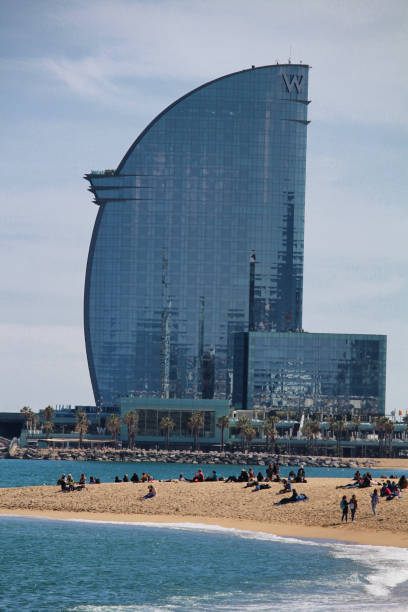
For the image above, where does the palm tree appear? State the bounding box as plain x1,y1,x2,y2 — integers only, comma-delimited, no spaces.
263,416,279,453
329,418,346,457
302,420,320,454
20,406,34,431
160,416,175,449
243,425,256,451
40,406,55,437
237,416,251,451
188,411,204,450
217,415,230,451
106,414,121,448
375,416,394,458
122,410,139,449
352,415,361,440
75,410,90,448
43,420,54,438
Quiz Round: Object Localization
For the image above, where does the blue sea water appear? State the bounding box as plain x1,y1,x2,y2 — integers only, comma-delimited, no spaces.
0,458,403,488
1,516,408,611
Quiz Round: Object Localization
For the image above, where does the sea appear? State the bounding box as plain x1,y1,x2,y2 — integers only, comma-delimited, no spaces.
1,459,408,611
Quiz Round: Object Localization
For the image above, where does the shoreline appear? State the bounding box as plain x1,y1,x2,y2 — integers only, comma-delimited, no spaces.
1,508,407,548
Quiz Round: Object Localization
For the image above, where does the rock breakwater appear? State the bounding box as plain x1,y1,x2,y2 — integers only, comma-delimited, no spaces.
5,446,377,469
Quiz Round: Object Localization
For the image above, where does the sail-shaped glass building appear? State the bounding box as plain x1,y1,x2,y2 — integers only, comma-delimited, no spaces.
84,64,310,407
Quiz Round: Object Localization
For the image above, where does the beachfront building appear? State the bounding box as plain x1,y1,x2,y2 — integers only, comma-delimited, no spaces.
120,397,230,447
83,63,387,422
233,332,387,416
84,64,310,408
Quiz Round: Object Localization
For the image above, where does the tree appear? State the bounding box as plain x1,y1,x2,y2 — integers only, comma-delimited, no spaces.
40,406,54,437
188,411,204,450
75,410,90,448
352,415,361,440
20,406,35,430
123,410,139,449
302,420,320,454
43,420,54,438
42,405,54,422
263,416,279,453
243,425,256,450
329,418,346,457
237,416,251,451
160,416,175,450
375,416,395,458
106,414,121,447
217,415,230,451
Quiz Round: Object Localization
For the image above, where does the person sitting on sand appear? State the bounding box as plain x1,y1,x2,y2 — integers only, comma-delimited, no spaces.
256,472,264,482
123,474,129,483
398,475,407,490
248,468,255,480
131,473,139,483
266,464,274,480
114,476,122,483
295,467,306,483
206,470,218,481
277,479,291,494
58,474,68,491
89,476,95,484
142,484,156,499
78,473,86,488
178,473,186,481
141,473,148,482
238,469,249,482
353,470,361,481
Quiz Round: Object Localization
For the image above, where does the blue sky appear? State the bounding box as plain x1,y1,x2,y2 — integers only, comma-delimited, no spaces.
1,0,407,414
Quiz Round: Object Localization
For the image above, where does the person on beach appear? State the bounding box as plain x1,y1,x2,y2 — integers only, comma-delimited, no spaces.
277,479,291,494
349,495,357,522
131,473,139,483
142,484,156,499
123,474,129,482
248,468,255,480
398,475,407,489
340,495,348,522
266,464,274,480
78,474,86,488
371,489,379,516
141,473,148,482
114,476,122,483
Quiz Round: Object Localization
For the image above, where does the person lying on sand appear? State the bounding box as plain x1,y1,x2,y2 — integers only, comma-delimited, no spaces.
274,489,308,505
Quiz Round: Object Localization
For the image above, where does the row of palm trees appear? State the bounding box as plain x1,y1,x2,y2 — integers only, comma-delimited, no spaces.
21,405,400,455
301,415,397,456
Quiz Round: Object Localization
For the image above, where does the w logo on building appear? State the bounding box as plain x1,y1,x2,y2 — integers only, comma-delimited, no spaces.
282,73,303,93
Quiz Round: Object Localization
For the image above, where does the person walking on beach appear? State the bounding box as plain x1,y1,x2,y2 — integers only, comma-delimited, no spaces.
371,489,379,516
340,495,348,522
349,495,358,522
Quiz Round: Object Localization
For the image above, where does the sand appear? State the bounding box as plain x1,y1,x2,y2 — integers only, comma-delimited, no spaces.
1,478,407,548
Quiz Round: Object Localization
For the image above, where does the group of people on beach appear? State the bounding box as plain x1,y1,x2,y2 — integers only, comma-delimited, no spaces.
338,471,407,522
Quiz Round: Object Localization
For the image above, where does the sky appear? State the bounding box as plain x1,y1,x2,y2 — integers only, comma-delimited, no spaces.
1,0,407,415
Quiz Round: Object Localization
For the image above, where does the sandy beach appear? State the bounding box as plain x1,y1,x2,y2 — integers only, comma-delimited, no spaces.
1,477,407,548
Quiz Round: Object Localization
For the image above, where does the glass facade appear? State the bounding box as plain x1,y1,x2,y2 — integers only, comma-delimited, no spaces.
233,332,386,415
84,65,310,406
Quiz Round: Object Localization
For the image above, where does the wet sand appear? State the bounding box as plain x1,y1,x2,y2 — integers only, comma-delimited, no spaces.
1,478,407,548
